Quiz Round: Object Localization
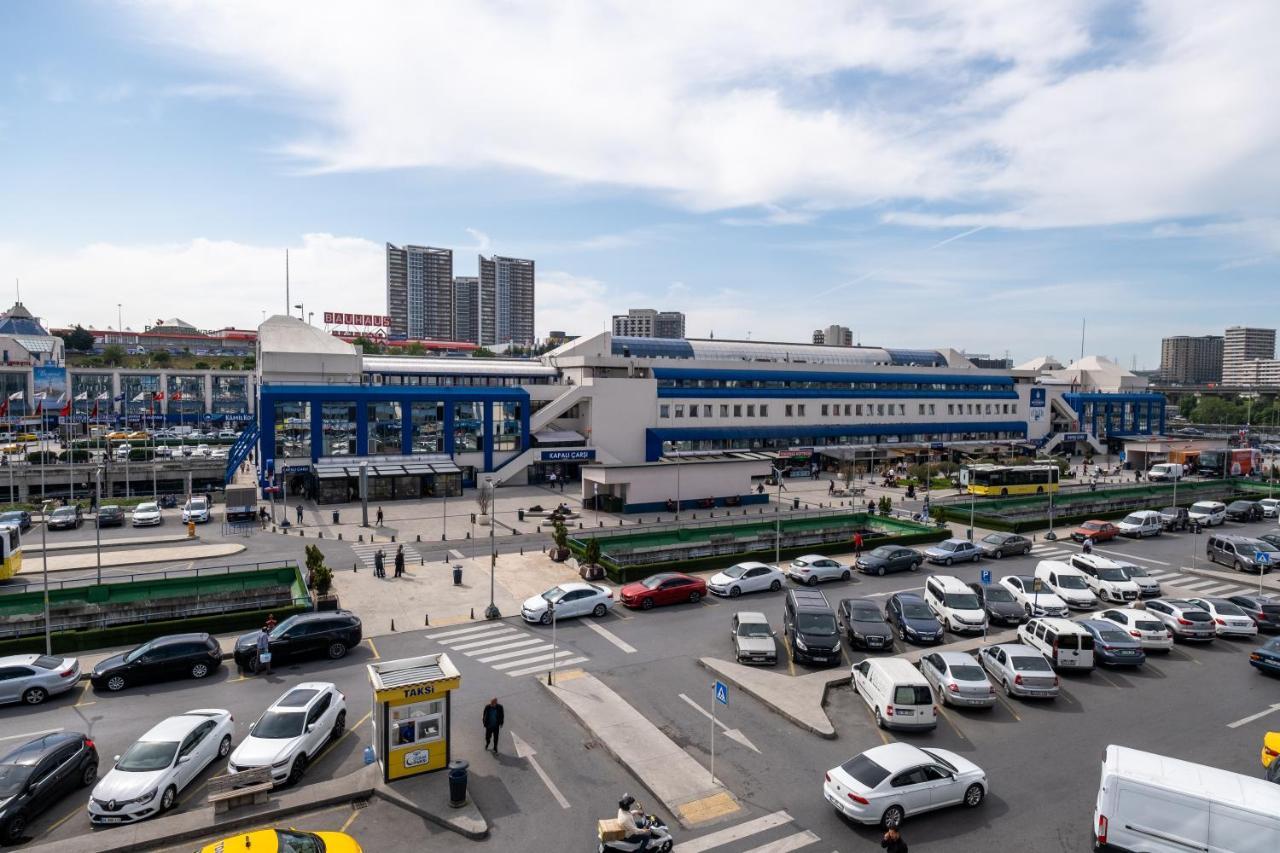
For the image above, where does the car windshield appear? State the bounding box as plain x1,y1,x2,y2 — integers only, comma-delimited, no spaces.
135,503,158,513
124,641,155,664
1096,568,1128,582
269,616,302,640
902,603,933,619
868,547,895,559
1010,656,1052,672
540,587,566,603
850,606,882,622
640,575,671,590
721,565,748,578
275,830,324,853
51,507,75,518
117,740,178,772
797,613,837,635
949,664,985,682
983,587,1015,603
1082,522,1102,531
0,512,22,521
840,753,890,789
944,593,980,610
940,542,959,552
981,534,1005,544
1094,627,1130,643
1055,575,1088,590
736,621,771,637
0,763,34,798
252,710,307,739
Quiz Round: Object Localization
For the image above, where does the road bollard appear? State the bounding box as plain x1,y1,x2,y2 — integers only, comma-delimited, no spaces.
358,534,363,543
425,613,429,626
338,532,343,540
417,534,421,542
391,619,396,631
353,562,358,572
391,535,396,543
470,608,475,620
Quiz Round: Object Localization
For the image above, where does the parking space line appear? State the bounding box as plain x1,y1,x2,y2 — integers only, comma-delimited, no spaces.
1168,647,1201,665
992,693,1021,721
365,638,380,660
1227,703,1280,729
0,727,61,743
313,710,372,766
584,620,637,654
862,701,892,745
34,805,80,840
780,634,796,677
1092,669,1123,689
934,704,968,743
339,804,362,834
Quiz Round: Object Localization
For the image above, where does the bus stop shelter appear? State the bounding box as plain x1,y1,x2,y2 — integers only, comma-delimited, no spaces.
367,653,461,782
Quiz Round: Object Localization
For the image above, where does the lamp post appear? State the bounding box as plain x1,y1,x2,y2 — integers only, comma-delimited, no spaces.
774,465,783,565
484,477,500,620
40,502,51,655
94,466,103,585
546,597,557,685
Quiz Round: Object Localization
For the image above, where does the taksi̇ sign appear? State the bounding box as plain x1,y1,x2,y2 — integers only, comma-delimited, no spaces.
540,449,595,462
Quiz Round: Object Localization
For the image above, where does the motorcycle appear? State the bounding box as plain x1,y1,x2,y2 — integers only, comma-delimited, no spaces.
599,814,673,853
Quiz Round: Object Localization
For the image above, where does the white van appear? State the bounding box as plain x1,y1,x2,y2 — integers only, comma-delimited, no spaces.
1188,501,1227,527
1033,561,1098,610
850,657,937,731
1147,463,1185,482
1068,554,1142,604
1116,510,1163,538
1017,617,1095,670
923,575,988,634
1094,744,1280,853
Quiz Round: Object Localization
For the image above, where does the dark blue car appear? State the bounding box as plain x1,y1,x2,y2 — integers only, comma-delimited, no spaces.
885,592,943,645
1079,619,1145,667
1250,636,1280,675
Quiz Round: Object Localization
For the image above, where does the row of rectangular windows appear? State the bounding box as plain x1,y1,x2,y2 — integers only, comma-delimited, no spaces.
656,378,1009,392
662,430,1025,453
659,401,1019,419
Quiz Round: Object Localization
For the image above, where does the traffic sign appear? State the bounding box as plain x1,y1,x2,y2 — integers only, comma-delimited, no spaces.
981,569,992,585
1255,551,1271,565
714,681,728,706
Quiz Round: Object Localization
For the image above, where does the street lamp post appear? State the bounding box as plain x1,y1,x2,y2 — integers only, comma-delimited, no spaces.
94,467,103,585
774,465,783,565
546,598,558,685
484,478,500,620
40,503,51,655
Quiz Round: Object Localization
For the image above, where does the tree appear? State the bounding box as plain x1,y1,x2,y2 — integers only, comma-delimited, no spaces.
472,347,497,358
840,460,856,490
584,538,601,567
239,355,256,371
101,344,127,366
150,350,172,367
219,359,237,370
1192,396,1244,425
193,361,211,370
305,544,334,596
1177,396,1198,419
405,342,426,356
59,325,96,352
475,482,492,516
877,495,893,516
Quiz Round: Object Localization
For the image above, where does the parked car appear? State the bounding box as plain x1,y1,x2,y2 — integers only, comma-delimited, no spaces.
1228,594,1280,632
923,575,988,634
232,611,363,670
229,683,346,786
706,562,784,598
1067,554,1142,604
89,709,234,825
1187,500,1227,527
1206,534,1277,573
855,546,922,576
822,742,986,829
181,497,210,524
1260,531,1280,551
619,572,706,610
1090,607,1174,651
1186,597,1260,638
787,554,852,586
1078,619,1146,667
967,581,1025,627
46,506,83,531
851,657,936,731
730,611,778,665
1017,617,1095,671
131,502,163,526
1260,498,1280,519
1032,562,1097,610
838,597,894,651
923,538,982,566
0,654,80,706
1226,500,1264,523
1071,520,1119,543
0,732,98,844
1111,560,1161,598
1147,463,1186,481
1250,636,1280,675
520,582,614,624
782,588,841,665
976,532,1032,559
1158,506,1189,532
884,592,943,645
0,511,31,532
91,634,223,692
95,505,125,528
977,643,1059,699
998,575,1070,618
919,651,996,708
1144,599,1216,642
199,830,362,853
1116,510,1163,538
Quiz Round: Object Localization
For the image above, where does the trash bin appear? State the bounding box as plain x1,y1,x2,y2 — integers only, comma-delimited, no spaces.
332,510,340,524
452,564,463,585
792,498,799,510
448,759,469,807
518,509,525,522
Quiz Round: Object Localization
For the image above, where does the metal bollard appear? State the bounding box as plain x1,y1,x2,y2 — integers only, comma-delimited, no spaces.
425,613,429,625
417,534,421,542
353,562,358,572
338,532,343,540
358,534,363,542
391,619,396,631
391,535,396,543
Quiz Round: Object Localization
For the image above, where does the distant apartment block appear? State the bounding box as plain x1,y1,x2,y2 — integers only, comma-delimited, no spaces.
453,277,479,345
612,308,686,339
386,244,453,340
388,245,534,345
479,255,535,346
1159,335,1223,384
1223,326,1277,386
812,324,853,347
963,352,1014,370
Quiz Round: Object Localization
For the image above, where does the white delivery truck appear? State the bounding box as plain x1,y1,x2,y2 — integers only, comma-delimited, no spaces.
1094,744,1280,852
1147,463,1185,481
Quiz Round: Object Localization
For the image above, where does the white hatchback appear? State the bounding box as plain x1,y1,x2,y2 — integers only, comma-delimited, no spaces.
787,554,851,586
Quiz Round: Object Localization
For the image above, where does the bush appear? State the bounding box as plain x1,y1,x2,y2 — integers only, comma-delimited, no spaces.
128,448,155,461
584,538,601,566
877,495,893,515
58,449,92,463
305,544,334,596
25,451,59,464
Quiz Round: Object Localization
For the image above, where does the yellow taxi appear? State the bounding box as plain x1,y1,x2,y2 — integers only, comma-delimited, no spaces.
0,444,19,455
105,431,130,441
199,829,361,853
16,433,38,442
126,431,151,440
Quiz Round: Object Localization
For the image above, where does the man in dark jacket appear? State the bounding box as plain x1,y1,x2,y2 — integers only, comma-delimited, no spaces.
482,698,504,753
394,545,405,578
881,828,907,853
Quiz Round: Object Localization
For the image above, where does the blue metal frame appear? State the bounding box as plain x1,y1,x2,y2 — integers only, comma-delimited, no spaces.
1062,392,1166,437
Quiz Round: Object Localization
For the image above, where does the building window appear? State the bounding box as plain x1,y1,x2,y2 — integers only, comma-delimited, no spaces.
785,404,793,417
720,405,729,417
733,404,743,418
700,405,709,417
797,404,806,416
821,404,829,416
453,401,484,453
877,404,885,416
660,404,670,418
369,401,402,455
760,404,768,417
747,404,755,417
274,400,311,459
321,401,357,456
947,404,954,415
844,404,852,416
856,404,863,416
898,404,905,416
928,404,935,415
1011,404,1017,415
492,401,521,452
411,401,443,452
985,404,992,415
674,404,684,418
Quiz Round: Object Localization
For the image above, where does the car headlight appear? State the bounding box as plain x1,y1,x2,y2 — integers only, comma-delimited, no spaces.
119,788,158,806
271,757,292,769
905,626,918,636
794,637,808,650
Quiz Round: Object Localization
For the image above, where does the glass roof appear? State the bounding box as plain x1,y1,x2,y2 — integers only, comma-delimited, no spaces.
610,336,944,367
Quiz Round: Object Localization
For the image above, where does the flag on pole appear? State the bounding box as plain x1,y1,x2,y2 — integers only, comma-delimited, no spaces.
153,391,165,401
6,391,23,401
59,398,71,418
74,392,89,401
90,401,98,419
131,392,147,402
113,393,125,403
0,400,8,418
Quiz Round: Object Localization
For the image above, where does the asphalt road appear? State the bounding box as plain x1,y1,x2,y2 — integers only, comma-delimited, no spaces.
8,515,1280,851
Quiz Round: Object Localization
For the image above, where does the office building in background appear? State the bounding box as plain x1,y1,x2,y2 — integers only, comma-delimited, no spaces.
1222,326,1276,386
1159,335,1223,384
386,244,454,340
612,309,686,339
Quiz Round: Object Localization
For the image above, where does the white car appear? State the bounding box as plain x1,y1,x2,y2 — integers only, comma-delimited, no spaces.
218,430,239,440
1186,597,1259,638
182,497,210,523
229,683,346,786
1068,555,1142,604
707,562,785,598
998,575,1070,618
131,502,163,527
520,582,614,624
1033,562,1097,610
89,709,234,825
1112,561,1161,598
1260,498,1280,519
787,554,851,586
1088,608,1173,651
823,742,987,829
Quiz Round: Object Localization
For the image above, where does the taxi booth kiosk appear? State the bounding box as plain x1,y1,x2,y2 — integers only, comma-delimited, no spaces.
367,653,461,782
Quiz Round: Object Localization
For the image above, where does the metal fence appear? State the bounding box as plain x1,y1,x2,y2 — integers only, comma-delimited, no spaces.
0,559,297,595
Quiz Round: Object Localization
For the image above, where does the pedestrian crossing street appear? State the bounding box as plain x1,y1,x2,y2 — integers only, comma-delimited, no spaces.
678,809,823,853
350,541,424,572
1028,544,1260,599
423,621,590,678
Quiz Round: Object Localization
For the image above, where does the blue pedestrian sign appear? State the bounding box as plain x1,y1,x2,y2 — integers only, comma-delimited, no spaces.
714,681,728,706
980,569,992,585
1255,551,1271,565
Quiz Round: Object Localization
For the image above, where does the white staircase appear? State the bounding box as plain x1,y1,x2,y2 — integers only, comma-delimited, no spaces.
529,383,587,434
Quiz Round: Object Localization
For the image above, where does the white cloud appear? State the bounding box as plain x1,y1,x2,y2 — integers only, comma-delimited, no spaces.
535,270,612,337
161,82,255,100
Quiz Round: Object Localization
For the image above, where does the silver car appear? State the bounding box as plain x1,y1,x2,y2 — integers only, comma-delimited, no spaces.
919,651,995,708
1143,599,1216,642
0,654,81,705
787,554,851,586
977,643,1059,699
731,611,778,665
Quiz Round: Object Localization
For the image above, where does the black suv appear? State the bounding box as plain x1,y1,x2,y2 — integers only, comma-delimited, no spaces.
1225,500,1263,523
90,633,224,692
95,506,124,528
233,611,363,671
0,732,98,844
782,589,840,665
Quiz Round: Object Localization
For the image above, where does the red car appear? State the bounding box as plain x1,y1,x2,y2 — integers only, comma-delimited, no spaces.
619,572,707,610
1071,519,1119,543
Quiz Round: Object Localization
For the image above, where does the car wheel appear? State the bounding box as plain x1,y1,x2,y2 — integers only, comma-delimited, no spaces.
688,591,701,604
287,754,308,786
105,674,126,692
880,805,904,829
642,597,654,610
218,734,232,758
191,662,210,679
769,579,782,592
1024,605,1033,617
910,561,920,572
540,611,552,625
2,814,27,844
593,603,608,617
964,783,985,807
331,710,347,740
993,549,1003,559
944,557,953,566
1023,546,1033,555
807,575,819,587
1235,559,1245,573
840,570,851,581
160,785,178,812
876,566,886,577
327,641,348,660
1004,679,1014,697
874,707,885,729
22,686,47,705
80,761,98,787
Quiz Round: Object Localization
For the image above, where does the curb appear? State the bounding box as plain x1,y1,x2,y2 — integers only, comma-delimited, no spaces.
697,657,846,740
373,780,489,840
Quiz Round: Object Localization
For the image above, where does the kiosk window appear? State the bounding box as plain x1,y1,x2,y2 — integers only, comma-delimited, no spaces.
390,699,445,747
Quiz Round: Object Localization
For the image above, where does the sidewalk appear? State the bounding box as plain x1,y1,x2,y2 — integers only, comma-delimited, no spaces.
23,533,194,554
21,542,246,574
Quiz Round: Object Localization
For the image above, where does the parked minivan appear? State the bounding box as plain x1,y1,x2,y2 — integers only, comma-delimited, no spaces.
1094,744,1280,853
850,657,936,731
1147,462,1185,481
1206,534,1277,574
1033,561,1098,610
1017,617,1095,670
782,588,841,666
1116,510,1163,538
923,575,988,634
1188,500,1227,527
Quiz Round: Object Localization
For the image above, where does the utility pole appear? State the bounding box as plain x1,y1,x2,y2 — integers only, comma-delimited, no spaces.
485,478,500,620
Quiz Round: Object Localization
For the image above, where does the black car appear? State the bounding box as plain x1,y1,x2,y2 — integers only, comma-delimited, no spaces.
968,581,1025,626
90,633,223,692
1158,506,1189,532
0,511,31,532
837,597,894,651
977,532,1032,559
1226,500,1263,523
855,546,922,576
0,732,98,844
232,611,363,670
95,505,124,528
1228,594,1280,632
1078,619,1145,667
1260,532,1280,551
45,506,82,531
884,592,943,645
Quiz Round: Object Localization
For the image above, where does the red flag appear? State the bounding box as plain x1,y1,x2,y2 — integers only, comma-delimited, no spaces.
60,399,71,418
172,391,182,401
90,401,98,419
0,400,8,418
153,391,165,401
34,398,42,416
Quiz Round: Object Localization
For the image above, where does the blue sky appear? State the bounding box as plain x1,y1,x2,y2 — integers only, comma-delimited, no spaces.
2,1,1278,367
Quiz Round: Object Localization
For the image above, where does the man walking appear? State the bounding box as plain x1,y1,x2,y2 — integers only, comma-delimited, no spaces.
255,624,272,675
376,506,384,526
394,545,405,578
482,697,504,753
295,504,303,525
853,531,864,559
374,548,385,578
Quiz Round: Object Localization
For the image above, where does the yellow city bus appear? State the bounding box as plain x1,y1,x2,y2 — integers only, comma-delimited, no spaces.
967,464,1060,497
0,525,21,581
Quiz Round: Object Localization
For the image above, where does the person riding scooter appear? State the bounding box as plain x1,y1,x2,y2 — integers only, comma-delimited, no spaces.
618,794,651,850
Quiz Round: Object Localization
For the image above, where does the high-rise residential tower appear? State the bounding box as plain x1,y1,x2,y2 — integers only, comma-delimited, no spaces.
612,308,686,339
478,255,535,346
453,277,480,344
1159,335,1223,384
386,244,453,340
1223,326,1276,386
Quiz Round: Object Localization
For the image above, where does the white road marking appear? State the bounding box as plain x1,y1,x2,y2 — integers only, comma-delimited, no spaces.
676,810,795,853
475,642,553,663
491,650,579,670
677,693,761,753
510,731,571,809
743,831,822,853
1190,583,1244,596
424,624,507,641
0,727,62,743
1227,703,1280,729
506,656,588,677
448,630,522,650
1089,547,1170,566
584,619,637,653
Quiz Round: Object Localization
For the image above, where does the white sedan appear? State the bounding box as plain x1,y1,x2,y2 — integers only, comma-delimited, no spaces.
1186,597,1259,638
707,562,785,598
229,683,346,786
520,582,614,624
1089,608,1174,651
823,742,986,829
89,709,233,825
787,554,852,586
131,503,163,527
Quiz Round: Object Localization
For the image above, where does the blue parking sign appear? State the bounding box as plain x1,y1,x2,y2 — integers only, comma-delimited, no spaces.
981,569,992,585
714,681,728,706
1255,551,1271,565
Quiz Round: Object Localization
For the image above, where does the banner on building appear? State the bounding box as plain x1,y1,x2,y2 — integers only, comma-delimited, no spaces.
32,365,68,401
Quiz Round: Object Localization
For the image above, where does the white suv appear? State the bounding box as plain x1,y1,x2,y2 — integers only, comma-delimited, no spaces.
1068,554,1142,604
1187,501,1226,527
924,575,988,634
1032,561,1097,610
229,683,347,786
181,497,210,523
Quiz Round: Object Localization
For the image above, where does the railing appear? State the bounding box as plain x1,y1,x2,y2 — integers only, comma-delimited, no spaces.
0,559,297,595
1,593,310,640
573,504,862,543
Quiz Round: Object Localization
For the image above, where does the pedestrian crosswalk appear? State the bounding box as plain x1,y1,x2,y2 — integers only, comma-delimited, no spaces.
1028,544,1259,598
423,621,590,678
350,541,424,573
678,809,822,853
